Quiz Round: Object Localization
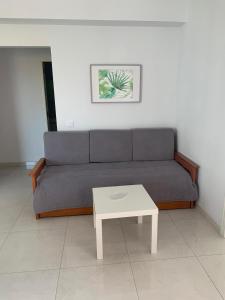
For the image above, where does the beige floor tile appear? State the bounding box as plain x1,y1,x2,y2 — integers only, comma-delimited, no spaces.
0,232,8,248
199,254,225,298
131,257,222,300
0,269,58,300
12,204,68,232
0,167,15,176
173,218,217,240
0,186,31,210
0,203,24,232
67,216,124,244
0,230,65,273
123,217,193,262
187,236,225,256
123,227,152,261
66,215,96,241
2,166,225,300
121,212,171,224
0,188,32,201
0,194,30,206
62,239,129,268
0,167,31,232
174,218,225,255
72,216,124,242
62,218,128,267
168,208,205,222
56,263,138,300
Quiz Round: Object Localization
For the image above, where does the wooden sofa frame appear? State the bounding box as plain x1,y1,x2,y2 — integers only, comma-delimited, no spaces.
29,152,199,219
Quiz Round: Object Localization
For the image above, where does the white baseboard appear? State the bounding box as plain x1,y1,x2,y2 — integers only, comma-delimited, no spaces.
0,161,36,169
0,162,25,167
25,162,36,169
196,204,222,236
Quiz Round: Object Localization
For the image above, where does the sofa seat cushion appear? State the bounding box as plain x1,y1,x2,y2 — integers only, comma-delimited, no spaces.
33,160,198,213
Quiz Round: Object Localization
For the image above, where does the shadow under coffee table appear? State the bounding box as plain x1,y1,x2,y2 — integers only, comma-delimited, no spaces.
92,184,159,260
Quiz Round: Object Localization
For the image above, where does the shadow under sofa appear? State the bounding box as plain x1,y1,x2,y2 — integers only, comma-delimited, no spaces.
29,128,199,219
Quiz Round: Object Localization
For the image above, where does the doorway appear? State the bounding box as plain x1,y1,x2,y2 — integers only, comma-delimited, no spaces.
0,47,51,165
43,62,57,131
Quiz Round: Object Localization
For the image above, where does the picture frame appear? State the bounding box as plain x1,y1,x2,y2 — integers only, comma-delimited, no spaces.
90,64,142,103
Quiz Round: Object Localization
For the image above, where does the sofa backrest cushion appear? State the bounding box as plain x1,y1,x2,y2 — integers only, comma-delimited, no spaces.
44,131,90,165
90,130,132,162
132,128,175,161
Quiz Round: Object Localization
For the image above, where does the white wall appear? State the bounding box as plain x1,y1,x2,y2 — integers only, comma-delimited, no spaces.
0,1,224,227
177,0,225,226
50,26,181,130
0,48,51,163
0,23,181,151
0,25,50,47
0,0,188,22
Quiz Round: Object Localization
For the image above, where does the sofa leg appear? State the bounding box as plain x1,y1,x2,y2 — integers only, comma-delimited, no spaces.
36,214,40,219
190,201,195,208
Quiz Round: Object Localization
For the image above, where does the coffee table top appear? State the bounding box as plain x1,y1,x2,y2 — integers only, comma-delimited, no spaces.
93,184,158,218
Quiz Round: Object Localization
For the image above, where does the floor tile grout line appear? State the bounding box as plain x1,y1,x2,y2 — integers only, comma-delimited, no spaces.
120,254,196,265
0,198,28,252
195,255,225,300
10,227,68,234
0,232,9,252
167,212,196,256
1,205,224,292
1,168,224,299
0,169,34,258
168,211,225,257
54,253,199,271
0,267,60,276
129,262,140,300
120,218,140,300
60,260,133,271
54,216,69,300
168,211,224,300
0,255,201,277
198,253,225,258
0,251,217,276
119,219,134,264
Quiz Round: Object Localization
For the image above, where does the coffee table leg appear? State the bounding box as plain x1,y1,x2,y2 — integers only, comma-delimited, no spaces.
96,219,103,259
151,214,158,254
137,216,143,224
93,204,96,228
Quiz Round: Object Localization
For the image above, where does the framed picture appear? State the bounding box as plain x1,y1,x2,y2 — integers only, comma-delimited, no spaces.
90,64,142,103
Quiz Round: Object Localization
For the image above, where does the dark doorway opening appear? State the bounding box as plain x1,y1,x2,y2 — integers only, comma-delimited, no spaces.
43,62,57,131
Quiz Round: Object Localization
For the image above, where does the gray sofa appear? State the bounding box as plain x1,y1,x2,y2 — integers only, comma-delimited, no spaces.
30,129,199,218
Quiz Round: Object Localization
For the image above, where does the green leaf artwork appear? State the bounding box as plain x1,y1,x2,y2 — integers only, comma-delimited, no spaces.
98,69,133,99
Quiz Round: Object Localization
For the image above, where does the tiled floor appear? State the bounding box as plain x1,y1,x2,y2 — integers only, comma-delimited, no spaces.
0,167,225,299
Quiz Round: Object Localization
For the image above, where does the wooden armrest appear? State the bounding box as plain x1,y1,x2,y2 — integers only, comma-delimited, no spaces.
29,158,46,192
174,152,199,183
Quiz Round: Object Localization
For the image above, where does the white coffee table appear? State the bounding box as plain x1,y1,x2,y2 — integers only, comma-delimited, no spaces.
92,184,159,259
